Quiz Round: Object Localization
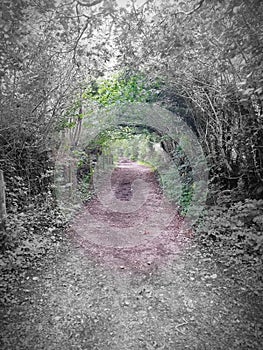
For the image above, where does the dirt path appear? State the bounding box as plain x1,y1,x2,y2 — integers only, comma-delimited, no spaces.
69,160,191,270
1,162,263,349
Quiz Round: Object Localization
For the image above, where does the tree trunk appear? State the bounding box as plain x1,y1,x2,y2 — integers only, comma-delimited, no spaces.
0,170,7,231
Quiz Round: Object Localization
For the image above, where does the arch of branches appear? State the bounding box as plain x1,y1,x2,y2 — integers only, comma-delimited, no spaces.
56,102,208,225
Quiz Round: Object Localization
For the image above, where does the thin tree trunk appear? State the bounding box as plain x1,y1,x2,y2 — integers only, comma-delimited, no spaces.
0,170,7,230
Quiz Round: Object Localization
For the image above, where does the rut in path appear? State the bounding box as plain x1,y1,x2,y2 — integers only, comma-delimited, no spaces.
1,161,262,350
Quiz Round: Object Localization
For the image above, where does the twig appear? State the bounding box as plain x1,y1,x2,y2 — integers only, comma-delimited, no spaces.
173,0,205,16
77,0,103,7
174,321,188,334
72,19,91,64
185,0,205,15
176,321,189,327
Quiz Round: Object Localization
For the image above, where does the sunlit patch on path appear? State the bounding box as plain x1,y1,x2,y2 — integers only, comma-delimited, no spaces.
68,161,192,271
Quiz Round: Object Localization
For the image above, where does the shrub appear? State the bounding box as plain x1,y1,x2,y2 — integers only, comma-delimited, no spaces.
196,199,263,267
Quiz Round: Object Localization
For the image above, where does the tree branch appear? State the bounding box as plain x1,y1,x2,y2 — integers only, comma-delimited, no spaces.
72,19,91,64
186,0,205,15
173,0,206,16
138,0,152,11
76,0,103,7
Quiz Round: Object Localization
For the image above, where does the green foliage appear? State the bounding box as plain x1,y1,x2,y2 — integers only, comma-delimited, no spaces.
160,164,181,204
92,126,140,148
82,73,161,108
77,172,94,203
104,131,162,164
159,164,194,214
180,184,194,214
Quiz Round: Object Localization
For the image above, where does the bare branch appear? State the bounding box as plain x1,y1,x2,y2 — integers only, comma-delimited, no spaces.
138,0,153,11
173,0,206,16
76,0,103,7
72,18,92,64
186,0,205,15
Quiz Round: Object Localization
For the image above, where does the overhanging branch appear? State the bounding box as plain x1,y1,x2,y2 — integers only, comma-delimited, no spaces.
174,0,205,16
77,0,103,7
186,0,205,15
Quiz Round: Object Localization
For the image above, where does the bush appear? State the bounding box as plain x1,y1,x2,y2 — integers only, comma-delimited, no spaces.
196,198,263,267
0,190,66,271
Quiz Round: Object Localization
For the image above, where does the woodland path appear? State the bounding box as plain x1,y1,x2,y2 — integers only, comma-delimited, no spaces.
1,162,263,349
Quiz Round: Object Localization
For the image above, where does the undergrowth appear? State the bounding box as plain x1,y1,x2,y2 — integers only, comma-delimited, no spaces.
196,195,263,283
0,186,66,273
158,163,193,214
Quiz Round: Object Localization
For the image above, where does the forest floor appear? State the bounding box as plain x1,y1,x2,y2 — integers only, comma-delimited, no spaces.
1,161,263,350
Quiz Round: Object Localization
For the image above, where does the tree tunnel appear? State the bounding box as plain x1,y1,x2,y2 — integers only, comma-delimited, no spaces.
55,102,208,227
